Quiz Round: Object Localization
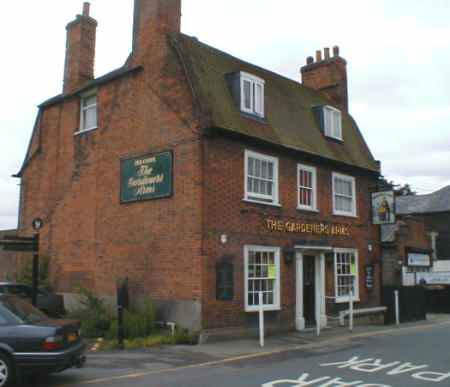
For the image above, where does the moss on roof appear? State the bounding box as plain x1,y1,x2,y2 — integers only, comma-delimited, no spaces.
172,34,379,173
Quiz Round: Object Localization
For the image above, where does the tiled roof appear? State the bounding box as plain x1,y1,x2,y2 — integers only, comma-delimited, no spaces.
172,33,380,173
397,186,450,215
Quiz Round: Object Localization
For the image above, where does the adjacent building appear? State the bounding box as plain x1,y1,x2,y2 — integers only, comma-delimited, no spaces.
15,0,383,333
382,187,450,287
0,229,18,281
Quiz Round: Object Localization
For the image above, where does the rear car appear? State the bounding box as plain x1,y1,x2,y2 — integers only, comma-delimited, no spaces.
0,295,85,386
0,283,65,318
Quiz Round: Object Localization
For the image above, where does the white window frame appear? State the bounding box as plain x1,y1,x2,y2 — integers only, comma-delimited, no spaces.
334,248,360,303
323,105,342,140
240,72,265,118
79,90,98,133
244,245,281,312
297,164,318,212
332,172,357,217
244,150,279,206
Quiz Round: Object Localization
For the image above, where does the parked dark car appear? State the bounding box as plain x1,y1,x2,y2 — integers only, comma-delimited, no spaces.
0,294,85,386
0,283,65,318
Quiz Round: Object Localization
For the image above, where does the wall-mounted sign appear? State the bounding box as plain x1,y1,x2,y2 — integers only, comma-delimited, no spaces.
216,261,234,301
416,272,450,285
121,151,173,204
265,219,350,237
407,253,431,267
372,191,396,225
365,265,375,289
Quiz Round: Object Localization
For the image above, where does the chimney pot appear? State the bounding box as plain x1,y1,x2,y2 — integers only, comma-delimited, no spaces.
333,45,340,57
301,46,348,112
315,50,322,62
83,2,90,17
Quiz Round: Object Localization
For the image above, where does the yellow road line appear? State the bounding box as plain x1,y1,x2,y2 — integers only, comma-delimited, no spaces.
57,319,450,387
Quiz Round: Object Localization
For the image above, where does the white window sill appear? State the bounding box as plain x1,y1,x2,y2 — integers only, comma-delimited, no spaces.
335,296,360,304
332,211,358,218
242,198,282,208
297,207,320,213
245,305,281,313
74,127,98,136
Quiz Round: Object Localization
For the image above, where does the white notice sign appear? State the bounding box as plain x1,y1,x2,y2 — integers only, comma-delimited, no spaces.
407,253,431,267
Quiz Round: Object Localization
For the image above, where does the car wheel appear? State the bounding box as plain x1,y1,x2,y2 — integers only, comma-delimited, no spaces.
0,353,12,387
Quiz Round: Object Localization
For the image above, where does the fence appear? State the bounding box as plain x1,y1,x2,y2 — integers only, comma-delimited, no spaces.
382,286,426,324
425,287,450,314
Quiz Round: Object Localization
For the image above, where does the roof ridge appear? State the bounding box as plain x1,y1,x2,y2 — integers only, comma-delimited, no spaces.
178,33,310,92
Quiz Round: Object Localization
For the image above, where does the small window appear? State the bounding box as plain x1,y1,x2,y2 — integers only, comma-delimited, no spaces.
244,245,281,312
240,72,265,117
332,172,357,217
324,106,342,140
298,164,318,211
245,150,279,205
334,249,359,303
80,92,98,132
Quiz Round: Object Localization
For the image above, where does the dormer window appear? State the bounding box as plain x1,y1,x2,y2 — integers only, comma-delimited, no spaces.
240,72,265,118
323,105,342,140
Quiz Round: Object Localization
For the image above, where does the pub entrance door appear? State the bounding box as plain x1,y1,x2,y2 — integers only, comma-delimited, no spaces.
303,256,316,327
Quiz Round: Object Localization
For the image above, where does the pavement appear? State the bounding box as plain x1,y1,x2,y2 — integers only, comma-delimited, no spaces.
26,314,450,387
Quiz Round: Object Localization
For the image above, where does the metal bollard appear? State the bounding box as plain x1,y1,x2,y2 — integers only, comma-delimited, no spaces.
395,290,400,326
349,291,354,332
259,291,264,347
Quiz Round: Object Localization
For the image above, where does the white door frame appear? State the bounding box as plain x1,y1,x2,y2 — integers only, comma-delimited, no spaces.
295,247,331,331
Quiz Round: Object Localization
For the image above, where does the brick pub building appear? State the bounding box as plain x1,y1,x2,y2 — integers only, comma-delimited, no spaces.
16,0,383,334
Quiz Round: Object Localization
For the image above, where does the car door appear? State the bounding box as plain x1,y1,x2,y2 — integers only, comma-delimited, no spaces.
0,304,17,351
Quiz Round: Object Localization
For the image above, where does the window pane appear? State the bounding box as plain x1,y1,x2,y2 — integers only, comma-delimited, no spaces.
246,249,277,308
246,154,275,200
83,95,96,107
84,107,97,129
243,80,252,109
255,83,263,115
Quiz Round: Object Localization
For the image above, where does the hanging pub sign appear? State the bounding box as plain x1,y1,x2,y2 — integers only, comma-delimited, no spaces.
121,151,173,203
371,191,396,225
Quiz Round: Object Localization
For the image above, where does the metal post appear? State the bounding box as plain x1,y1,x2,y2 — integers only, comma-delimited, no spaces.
259,291,264,347
316,280,321,337
31,233,40,307
117,280,125,350
117,305,124,349
349,290,354,332
395,290,400,326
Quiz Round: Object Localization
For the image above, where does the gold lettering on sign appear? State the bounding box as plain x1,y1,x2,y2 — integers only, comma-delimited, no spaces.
265,219,350,236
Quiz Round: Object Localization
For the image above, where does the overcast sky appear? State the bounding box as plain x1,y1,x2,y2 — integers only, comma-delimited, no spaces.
0,0,449,230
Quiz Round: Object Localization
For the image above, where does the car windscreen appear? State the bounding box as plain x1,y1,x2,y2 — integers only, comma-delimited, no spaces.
1,296,48,324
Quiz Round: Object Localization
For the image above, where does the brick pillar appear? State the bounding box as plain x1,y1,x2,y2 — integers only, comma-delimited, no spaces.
63,2,98,94
300,46,348,112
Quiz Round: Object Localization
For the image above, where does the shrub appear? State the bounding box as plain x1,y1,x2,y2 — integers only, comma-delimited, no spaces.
67,287,112,338
106,298,156,340
17,255,51,291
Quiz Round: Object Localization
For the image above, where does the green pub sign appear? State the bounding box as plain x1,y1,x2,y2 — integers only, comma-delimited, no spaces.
121,151,173,203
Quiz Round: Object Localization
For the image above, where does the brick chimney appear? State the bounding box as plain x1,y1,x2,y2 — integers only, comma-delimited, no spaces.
132,0,181,61
63,2,97,94
301,46,348,112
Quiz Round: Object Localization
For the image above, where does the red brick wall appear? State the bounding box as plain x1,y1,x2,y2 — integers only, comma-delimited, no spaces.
201,135,381,329
19,32,205,309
